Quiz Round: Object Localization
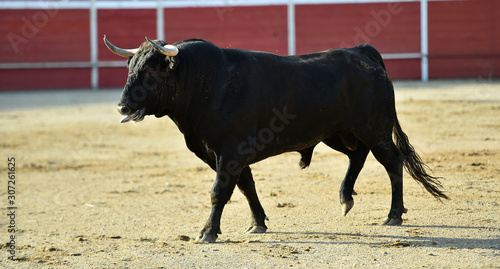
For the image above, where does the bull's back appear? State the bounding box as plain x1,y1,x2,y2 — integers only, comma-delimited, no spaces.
211,45,393,158
229,45,390,119
229,44,390,103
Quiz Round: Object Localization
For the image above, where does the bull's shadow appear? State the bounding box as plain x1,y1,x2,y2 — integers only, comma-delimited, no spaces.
240,225,500,251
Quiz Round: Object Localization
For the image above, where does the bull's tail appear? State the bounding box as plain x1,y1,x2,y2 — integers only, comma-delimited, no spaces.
393,119,450,200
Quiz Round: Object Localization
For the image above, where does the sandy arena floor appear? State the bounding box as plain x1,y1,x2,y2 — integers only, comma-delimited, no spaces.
0,80,499,268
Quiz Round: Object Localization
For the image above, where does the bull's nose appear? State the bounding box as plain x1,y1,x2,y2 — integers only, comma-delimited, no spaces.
117,105,131,115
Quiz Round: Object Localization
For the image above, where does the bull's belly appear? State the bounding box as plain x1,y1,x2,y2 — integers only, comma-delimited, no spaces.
242,128,344,165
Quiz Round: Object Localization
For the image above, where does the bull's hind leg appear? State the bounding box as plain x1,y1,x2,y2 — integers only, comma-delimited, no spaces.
237,167,268,234
368,141,406,225
322,136,369,215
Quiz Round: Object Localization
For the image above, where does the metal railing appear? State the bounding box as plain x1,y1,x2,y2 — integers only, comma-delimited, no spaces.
0,0,430,90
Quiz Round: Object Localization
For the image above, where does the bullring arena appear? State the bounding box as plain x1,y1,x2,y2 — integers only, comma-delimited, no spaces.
1,0,500,268
0,80,499,267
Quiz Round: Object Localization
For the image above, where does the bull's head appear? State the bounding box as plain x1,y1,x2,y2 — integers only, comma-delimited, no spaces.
103,36,179,123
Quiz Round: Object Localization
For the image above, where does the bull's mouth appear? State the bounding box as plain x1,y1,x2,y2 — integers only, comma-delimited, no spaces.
118,107,146,123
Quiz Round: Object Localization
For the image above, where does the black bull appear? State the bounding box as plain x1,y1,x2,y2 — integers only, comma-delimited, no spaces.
104,37,448,243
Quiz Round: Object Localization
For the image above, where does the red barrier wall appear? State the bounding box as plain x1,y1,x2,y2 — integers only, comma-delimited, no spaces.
0,9,91,90
428,0,500,78
98,9,157,88
1,68,90,90
164,6,288,54
0,9,89,62
0,1,499,90
296,2,421,79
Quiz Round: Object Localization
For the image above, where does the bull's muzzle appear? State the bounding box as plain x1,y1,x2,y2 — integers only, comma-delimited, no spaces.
116,105,146,123
117,105,131,115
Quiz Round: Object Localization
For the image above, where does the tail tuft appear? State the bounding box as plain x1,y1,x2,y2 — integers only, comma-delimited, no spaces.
393,120,449,200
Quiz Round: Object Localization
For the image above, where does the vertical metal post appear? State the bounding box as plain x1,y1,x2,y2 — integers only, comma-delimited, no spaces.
287,0,295,55
420,0,429,81
157,0,164,40
90,0,98,90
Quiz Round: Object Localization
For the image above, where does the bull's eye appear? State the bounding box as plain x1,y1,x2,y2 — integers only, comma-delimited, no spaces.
131,86,147,102
135,90,144,98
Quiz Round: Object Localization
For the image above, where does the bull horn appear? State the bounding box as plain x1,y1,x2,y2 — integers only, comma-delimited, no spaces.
145,36,179,56
103,35,139,58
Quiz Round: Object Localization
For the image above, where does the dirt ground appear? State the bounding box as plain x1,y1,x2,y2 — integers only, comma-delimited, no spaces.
1,80,499,268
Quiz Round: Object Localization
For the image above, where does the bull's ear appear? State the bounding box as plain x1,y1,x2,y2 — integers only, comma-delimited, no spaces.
165,56,177,70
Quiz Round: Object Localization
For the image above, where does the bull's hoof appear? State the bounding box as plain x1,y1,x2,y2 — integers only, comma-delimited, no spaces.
245,225,267,234
382,217,403,226
341,200,354,216
194,234,217,244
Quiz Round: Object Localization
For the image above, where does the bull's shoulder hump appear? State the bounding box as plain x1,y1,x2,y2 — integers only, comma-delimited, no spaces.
338,44,386,70
174,38,212,46
350,44,382,58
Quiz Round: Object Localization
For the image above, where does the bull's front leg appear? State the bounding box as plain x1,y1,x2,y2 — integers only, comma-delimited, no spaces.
195,156,240,243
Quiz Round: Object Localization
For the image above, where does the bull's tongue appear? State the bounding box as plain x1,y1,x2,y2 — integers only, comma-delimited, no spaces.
119,108,145,123
120,115,132,123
